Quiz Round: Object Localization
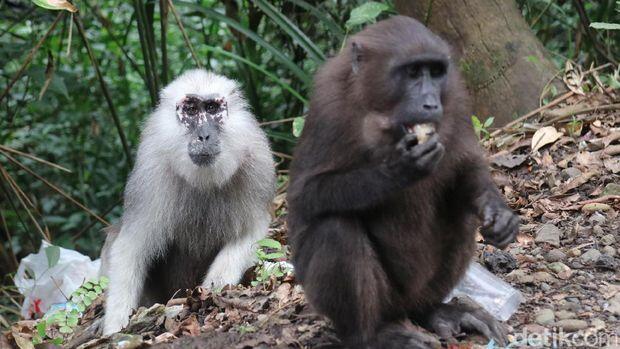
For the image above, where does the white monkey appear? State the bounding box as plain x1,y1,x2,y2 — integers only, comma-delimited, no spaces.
101,70,275,335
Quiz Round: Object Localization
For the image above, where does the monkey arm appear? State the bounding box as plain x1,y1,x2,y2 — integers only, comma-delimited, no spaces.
292,163,406,217
103,219,168,335
464,159,519,248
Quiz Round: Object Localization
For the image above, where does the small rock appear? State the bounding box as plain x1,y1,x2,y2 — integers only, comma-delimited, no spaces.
545,249,566,262
555,310,576,320
591,318,606,330
582,203,612,213
482,250,518,273
554,319,588,332
581,248,602,264
548,262,572,279
607,298,620,316
603,183,620,196
535,308,555,325
589,212,607,224
595,255,618,270
593,225,605,236
533,271,555,283
560,167,582,180
601,234,616,246
535,224,562,247
568,248,582,257
540,282,551,291
602,246,616,256
506,269,534,284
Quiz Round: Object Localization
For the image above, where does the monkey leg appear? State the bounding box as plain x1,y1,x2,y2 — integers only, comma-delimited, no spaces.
202,214,270,289
426,296,508,346
294,217,438,349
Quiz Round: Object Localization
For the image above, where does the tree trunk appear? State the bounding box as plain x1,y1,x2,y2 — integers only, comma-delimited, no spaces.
395,0,564,126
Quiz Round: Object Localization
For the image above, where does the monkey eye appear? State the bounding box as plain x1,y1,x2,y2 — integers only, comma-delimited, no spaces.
204,101,220,114
406,64,422,79
429,62,447,78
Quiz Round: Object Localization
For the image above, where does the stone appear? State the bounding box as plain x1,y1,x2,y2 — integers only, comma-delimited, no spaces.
506,269,534,284
568,248,582,257
581,248,602,264
603,183,620,196
590,318,606,330
607,298,620,316
533,271,555,283
535,308,555,325
596,255,618,270
547,262,572,279
602,246,616,256
535,224,561,247
560,167,582,180
555,310,576,320
601,234,616,245
554,319,588,332
593,225,605,235
544,249,566,262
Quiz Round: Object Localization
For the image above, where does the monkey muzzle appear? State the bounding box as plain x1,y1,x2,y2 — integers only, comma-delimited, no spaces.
176,94,225,167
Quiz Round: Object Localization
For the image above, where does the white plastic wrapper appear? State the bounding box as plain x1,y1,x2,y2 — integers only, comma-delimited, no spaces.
445,261,523,321
14,240,101,319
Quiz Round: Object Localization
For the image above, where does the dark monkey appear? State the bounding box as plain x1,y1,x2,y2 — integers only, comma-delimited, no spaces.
287,16,519,348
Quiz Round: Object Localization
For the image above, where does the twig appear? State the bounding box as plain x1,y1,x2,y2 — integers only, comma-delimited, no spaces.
260,117,298,126
0,150,110,226
562,195,620,210
74,13,133,166
0,144,71,173
0,210,18,270
0,12,64,105
272,151,293,160
490,91,574,137
168,0,202,68
0,165,48,241
542,103,620,126
160,0,169,85
166,298,187,307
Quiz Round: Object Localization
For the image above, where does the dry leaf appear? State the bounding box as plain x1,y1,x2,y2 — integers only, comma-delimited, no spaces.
563,60,585,95
32,0,78,12
531,126,563,152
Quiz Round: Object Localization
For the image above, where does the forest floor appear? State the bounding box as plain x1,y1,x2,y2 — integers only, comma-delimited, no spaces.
2,84,620,348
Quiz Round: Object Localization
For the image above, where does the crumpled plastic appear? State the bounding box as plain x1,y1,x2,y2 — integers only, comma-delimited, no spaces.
14,240,100,319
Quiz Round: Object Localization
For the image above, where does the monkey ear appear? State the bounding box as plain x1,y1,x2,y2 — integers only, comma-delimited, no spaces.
351,41,363,74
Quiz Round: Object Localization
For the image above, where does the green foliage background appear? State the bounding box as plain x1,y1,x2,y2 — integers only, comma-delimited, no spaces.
0,0,617,321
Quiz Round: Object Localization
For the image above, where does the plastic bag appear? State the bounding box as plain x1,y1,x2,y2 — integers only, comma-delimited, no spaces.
14,240,101,319
445,261,523,321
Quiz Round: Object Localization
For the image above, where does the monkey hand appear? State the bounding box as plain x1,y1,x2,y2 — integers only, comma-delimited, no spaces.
480,199,519,249
385,133,445,183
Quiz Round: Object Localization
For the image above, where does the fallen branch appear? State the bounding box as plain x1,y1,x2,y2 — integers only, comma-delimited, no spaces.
490,91,574,137
542,103,620,126
561,195,620,210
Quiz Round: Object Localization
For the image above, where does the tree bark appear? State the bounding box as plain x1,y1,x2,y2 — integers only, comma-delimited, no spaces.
395,0,564,126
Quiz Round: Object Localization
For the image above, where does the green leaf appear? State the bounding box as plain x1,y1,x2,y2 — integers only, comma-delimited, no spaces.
45,245,61,268
99,276,109,288
51,338,63,345
483,117,495,128
83,297,92,306
263,252,286,260
292,117,305,137
66,315,79,327
36,320,47,338
590,22,620,30
257,238,282,250
59,326,73,334
254,0,326,63
32,0,77,12
76,303,86,312
284,0,345,40
346,2,391,29
94,285,102,294
82,282,93,290
178,2,311,85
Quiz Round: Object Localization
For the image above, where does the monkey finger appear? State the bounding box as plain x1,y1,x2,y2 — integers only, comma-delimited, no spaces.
409,134,441,157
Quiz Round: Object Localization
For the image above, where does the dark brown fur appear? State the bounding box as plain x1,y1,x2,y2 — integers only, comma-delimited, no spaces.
287,16,517,348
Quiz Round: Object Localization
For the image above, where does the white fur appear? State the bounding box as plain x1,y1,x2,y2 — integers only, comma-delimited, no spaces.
102,70,275,335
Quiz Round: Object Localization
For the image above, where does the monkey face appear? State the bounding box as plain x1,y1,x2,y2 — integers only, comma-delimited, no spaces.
176,94,228,166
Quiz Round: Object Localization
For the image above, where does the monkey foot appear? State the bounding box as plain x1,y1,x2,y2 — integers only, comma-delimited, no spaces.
427,296,508,346
369,320,440,349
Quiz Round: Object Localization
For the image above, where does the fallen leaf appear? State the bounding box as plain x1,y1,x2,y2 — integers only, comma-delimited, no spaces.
490,153,528,168
532,126,563,152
